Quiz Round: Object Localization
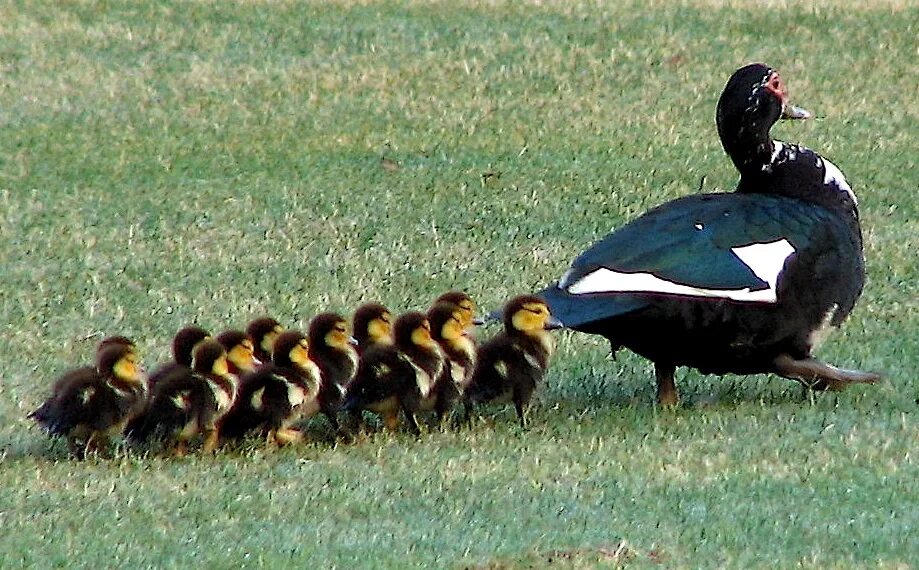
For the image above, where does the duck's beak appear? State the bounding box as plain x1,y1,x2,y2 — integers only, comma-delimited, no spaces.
781,103,811,120
544,315,564,330
471,317,486,326
348,336,359,346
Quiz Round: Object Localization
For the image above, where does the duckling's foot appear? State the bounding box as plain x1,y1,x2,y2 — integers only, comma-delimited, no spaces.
273,428,304,446
201,430,220,454
655,363,679,407
774,355,881,391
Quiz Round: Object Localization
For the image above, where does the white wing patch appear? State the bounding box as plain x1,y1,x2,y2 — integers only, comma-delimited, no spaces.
566,238,795,303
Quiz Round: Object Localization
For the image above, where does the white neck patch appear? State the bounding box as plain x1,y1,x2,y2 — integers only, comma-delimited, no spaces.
565,238,795,303
817,156,857,205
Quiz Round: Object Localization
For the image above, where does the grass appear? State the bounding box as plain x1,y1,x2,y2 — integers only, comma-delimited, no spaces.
1,0,916,567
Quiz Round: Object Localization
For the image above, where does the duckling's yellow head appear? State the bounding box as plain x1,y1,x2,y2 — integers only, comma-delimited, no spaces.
217,330,260,372
353,303,395,348
428,302,466,343
434,290,478,329
191,339,229,377
105,347,144,384
271,330,311,369
308,312,353,351
505,295,555,334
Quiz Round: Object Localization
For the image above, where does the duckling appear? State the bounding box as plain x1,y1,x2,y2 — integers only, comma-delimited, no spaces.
43,335,136,399
147,325,211,390
308,312,358,431
30,342,146,459
246,316,284,364
216,329,262,377
343,312,444,434
352,302,394,355
433,290,484,331
465,295,559,428
128,339,236,455
219,331,321,446
428,301,477,421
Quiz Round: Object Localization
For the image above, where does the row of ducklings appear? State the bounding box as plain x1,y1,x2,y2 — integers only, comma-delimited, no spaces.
29,292,559,458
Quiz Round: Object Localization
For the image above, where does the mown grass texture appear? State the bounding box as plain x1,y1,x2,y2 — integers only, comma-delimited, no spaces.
0,1,916,568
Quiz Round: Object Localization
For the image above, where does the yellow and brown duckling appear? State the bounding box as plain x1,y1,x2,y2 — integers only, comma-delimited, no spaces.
219,330,321,447
343,312,444,434
30,341,146,459
216,329,262,377
308,312,358,431
428,302,478,421
465,295,559,428
128,339,236,455
433,290,484,332
147,325,211,390
352,302,394,356
246,316,284,364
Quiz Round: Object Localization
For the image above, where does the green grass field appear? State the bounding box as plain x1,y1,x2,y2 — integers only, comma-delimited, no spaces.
1,0,916,567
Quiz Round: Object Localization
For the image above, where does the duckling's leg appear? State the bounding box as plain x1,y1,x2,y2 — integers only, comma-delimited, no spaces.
201,428,220,454
273,427,304,446
402,407,422,436
655,363,679,407
382,411,400,432
773,355,881,391
513,399,528,429
323,410,340,432
67,435,87,460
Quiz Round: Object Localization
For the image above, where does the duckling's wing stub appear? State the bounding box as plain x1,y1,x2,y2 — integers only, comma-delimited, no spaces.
544,193,826,328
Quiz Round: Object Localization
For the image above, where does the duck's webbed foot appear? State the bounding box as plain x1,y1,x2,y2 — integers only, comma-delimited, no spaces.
773,354,881,391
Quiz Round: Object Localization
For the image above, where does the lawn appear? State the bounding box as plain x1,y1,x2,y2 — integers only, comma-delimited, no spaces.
0,0,916,567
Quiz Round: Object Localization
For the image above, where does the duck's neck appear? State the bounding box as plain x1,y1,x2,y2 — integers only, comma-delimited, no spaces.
719,120,775,175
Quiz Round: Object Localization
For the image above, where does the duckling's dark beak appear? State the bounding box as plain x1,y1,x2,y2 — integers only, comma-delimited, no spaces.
349,336,359,346
252,357,263,367
781,103,811,120
545,315,564,330
471,317,486,326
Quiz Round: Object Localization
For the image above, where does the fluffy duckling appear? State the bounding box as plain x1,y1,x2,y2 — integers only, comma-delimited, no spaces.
428,302,477,421
465,295,559,428
147,325,211,390
246,316,284,364
43,336,136,400
219,331,321,446
129,339,236,455
352,302,394,355
216,329,261,377
433,290,484,331
343,312,444,434
308,312,358,431
30,342,146,458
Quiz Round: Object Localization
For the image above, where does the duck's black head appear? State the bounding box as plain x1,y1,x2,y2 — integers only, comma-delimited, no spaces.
172,326,211,366
716,63,810,173
246,317,283,362
272,330,311,370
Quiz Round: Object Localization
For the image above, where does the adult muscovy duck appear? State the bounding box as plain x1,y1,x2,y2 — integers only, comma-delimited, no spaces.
538,63,880,405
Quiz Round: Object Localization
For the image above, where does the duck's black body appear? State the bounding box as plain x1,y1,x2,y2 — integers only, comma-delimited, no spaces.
219,331,320,446
538,63,878,403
